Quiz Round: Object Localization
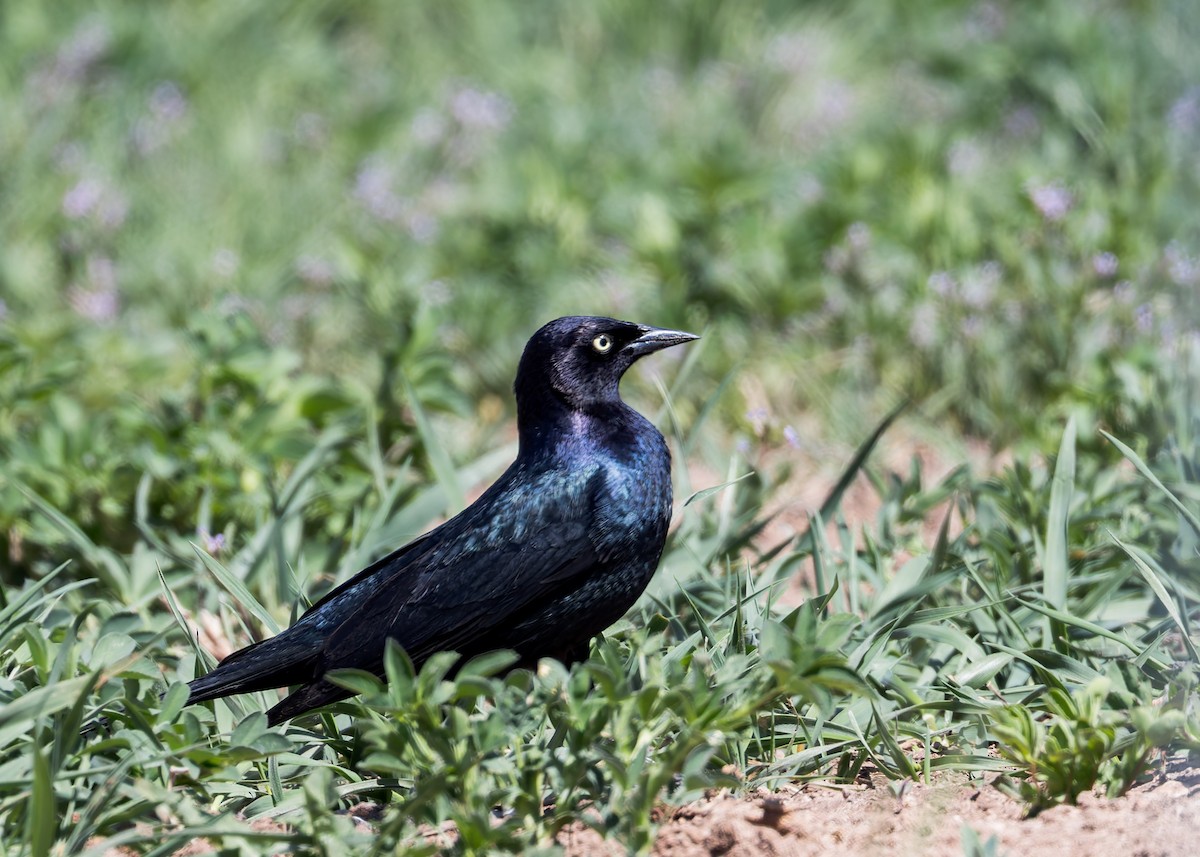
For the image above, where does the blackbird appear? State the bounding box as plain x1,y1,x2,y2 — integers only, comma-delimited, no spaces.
186,315,698,725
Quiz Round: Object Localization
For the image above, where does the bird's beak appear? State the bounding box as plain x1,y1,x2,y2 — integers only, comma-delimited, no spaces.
626,325,701,357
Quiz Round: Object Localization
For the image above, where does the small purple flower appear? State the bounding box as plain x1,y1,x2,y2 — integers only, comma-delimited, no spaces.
1135,303,1154,334
198,529,226,555
68,256,120,322
62,178,104,219
132,81,190,155
1091,252,1119,278
1160,319,1178,351
814,79,856,128
1165,242,1200,287
783,425,801,450
68,284,119,323
765,32,812,75
61,177,128,230
1027,181,1072,222
928,271,956,299
149,81,188,122
745,408,769,434
1168,87,1200,135
55,20,112,84
448,87,513,132
353,158,405,222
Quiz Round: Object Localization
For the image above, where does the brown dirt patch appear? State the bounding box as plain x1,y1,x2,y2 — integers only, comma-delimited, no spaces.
560,761,1200,857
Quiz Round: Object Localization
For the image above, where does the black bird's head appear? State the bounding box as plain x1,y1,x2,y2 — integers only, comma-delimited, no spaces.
514,316,698,426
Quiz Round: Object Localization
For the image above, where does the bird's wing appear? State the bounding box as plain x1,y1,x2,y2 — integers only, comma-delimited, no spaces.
313,468,607,674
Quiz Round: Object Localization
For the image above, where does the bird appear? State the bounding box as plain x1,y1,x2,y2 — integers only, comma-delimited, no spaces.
185,316,699,726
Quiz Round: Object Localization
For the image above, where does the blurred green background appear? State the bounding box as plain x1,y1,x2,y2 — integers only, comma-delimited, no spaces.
4,0,1198,586
2,2,1200,852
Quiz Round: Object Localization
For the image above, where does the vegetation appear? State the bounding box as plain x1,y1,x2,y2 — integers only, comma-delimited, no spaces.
1,0,1197,853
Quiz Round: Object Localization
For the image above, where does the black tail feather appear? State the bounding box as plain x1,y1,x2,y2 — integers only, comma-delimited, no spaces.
187,635,318,706
266,680,351,726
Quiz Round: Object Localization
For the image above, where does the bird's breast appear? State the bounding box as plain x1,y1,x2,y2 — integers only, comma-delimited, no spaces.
588,431,672,558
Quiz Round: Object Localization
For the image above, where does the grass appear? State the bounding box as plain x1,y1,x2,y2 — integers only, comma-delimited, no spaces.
1,0,1199,853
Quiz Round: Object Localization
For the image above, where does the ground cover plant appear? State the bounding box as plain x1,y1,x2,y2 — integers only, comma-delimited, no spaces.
1,0,1198,853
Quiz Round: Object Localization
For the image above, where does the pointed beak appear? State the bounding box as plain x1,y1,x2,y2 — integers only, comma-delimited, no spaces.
625,325,701,357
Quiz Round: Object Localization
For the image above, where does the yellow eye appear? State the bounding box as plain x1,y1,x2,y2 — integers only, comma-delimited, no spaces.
592,334,613,354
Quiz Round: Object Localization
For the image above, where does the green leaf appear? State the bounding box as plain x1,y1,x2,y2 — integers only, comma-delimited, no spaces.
29,742,55,857
1102,430,1200,538
953,653,1013,689
0,675,94,746
192,545,281,635
1111,531,1200,662
401,370,465,513
683,472,754,507
1043,416,1075,648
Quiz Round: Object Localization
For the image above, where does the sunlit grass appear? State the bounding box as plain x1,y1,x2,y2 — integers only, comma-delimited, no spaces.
1,0,1199,853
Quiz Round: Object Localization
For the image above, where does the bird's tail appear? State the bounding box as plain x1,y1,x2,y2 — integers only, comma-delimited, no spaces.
187,634,319,706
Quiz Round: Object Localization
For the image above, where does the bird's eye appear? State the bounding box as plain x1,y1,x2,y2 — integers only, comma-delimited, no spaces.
592,334,613,354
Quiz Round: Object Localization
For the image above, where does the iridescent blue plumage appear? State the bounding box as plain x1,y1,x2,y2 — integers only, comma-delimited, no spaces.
185,316,698,725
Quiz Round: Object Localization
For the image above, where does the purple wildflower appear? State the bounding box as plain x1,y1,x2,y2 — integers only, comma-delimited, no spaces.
199,529,226,555
1091,252,1119,278
1135,303,1154,334
353,159,405,222
62,178,104,219
1027,182,1072,222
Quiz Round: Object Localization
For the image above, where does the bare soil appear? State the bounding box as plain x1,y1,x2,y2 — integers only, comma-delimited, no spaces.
560,758,1200,857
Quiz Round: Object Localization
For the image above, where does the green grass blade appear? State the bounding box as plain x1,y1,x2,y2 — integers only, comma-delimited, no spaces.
795,399,908,555
0,675,94,746
1043,416,1075,650
14,481,128,592
1012,595,1159,662
1102,430,1200,538
1111,531,1200,662
192,545,282,636
29,741,55,857
683,472,753,507
400,370,465,513
158,566,217,670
